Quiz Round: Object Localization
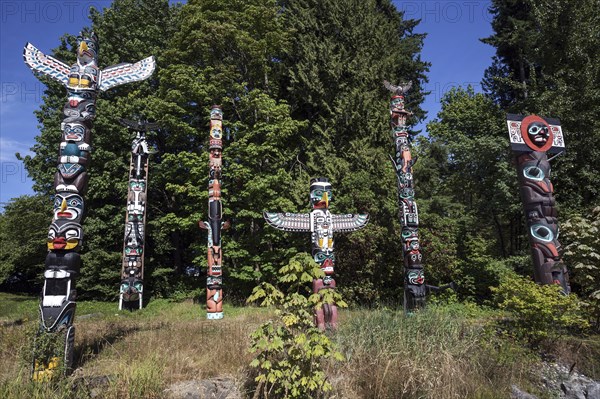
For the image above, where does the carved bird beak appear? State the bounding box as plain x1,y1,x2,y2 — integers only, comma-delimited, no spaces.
323,192,329,208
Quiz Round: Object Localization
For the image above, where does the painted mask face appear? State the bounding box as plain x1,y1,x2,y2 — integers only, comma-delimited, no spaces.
390,95,405,112
210,107,223,120
310,182,333,208
407,270,425,285
48,220,82,251
125,245,143,256
401,227,418,240
527,122,549,146
314,250,335,268
53,193,84,221
62,122,88,142
76,34,98,64
129,179,146,192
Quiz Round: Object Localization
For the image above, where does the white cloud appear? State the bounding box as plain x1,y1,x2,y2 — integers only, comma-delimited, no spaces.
0,137,34,162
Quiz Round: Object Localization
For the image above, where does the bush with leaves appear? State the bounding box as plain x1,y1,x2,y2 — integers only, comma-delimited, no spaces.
247,253,345,398
562,206,600,330
492,274,589,346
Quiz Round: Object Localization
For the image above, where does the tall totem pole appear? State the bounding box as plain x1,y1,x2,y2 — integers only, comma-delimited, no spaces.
264,178,369,330
119,119,158,310
506,114,570,293
199,106,229,319
384,80,426,312
23,32,155,379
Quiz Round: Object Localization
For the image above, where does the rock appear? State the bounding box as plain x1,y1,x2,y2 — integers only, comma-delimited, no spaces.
164,377,242,399
586,382,600,399
511,384,539,399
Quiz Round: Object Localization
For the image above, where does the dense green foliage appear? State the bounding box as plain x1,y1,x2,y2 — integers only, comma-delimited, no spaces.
492,274,589,345
3,0,430,304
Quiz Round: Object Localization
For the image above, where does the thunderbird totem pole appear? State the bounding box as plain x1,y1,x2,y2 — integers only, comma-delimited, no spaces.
23,32,155,379
383,80,426,312
506,114,570,293
264,178,369,330
199,106,229,319
119,119,158,310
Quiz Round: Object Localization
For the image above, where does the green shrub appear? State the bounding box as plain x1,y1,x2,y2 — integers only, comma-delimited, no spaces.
492,274,589,345
247,253,345,398
562,206,600,330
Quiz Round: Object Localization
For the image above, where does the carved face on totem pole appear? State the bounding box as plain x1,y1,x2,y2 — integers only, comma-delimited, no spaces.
507,114,564,154
68,33,99,91
53,193,84,222
62,121,91,144
76,33,99,65
390,95,405,113
527,122,550,147
310,178,333,209
47,220,83,251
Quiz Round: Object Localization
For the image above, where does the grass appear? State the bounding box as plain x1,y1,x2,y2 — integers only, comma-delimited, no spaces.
0,293,271,398
329,303,541,398
0,293,598,398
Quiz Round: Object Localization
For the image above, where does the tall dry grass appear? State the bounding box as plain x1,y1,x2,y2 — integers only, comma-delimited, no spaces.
0,298,271,398
330,304,538,398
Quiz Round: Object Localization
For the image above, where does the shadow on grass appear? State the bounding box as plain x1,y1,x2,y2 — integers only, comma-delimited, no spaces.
74,323,140,369
73,321,168,369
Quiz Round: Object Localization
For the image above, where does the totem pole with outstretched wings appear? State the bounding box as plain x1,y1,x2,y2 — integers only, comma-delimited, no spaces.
264,178,368,330
23,32,155,380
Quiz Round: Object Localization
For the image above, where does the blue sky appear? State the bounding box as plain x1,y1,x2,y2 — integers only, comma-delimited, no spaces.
0,0,495,206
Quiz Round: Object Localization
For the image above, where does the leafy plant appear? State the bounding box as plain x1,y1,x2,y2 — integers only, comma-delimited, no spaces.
492,274,589,345
247,253,345,398
562,206,600,330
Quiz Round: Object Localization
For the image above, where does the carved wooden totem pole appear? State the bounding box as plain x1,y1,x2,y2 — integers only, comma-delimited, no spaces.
199,106,229,319
264,178,369,330
506,114,570,293
119,119,158,310
384,80,426,312
23,32,155,379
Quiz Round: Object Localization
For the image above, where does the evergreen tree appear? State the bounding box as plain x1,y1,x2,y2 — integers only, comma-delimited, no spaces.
425,87,525,298
0,195,49,291
482,0,600,208
279,0,430,303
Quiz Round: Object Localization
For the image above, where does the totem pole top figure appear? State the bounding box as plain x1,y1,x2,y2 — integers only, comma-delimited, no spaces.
264,178,369,234
506,114,566,154
23,31,155,93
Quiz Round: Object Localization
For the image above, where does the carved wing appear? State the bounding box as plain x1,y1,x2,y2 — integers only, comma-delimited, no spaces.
263,212,310,232
99,56,156,92
331,214,369,232
23,43,70,86
383,80,412,95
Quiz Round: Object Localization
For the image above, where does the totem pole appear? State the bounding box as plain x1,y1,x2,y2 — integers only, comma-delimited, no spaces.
506,114,569,293
199,106,229,319
264,178,369,330
384,80,426,313
119,119,158,310
23,32,155,379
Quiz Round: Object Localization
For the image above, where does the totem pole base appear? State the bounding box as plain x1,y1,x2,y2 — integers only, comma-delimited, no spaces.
207,312,224,320
315,303,338,331
31,326,75,381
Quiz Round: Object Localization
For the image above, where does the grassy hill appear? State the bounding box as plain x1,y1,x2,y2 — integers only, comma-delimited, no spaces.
0,293,598,398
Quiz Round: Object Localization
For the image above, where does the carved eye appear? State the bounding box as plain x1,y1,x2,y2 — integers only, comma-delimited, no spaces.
531,224,554,242
69,198,81,207
48,229,56,239
65,229,79,240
